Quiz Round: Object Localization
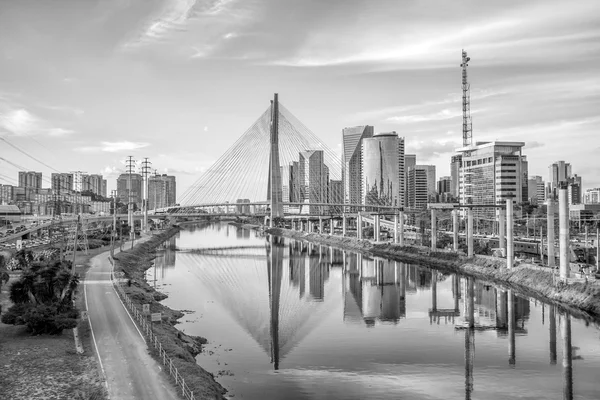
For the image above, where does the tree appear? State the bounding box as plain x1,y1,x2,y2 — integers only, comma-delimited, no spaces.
1,259,80,334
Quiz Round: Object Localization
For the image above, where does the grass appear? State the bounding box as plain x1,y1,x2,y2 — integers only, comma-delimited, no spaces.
112,228,227,400
0,244,111,400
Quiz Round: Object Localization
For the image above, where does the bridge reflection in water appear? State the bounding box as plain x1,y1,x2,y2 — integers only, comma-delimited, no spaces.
172,227,579,399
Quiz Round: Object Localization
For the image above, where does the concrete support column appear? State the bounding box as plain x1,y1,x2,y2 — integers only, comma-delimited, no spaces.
374,214,380,241
342,214,347,236
319,218,324,234
559,188,570,280
399,211,405,246
431,209,437,250
508,289,515,366
547,199,555,268
394,213,399,244
507,199,514,269
330,218,334,235
467,208,474,257
499,209,506,256
357,213,363,240
452,210,459,251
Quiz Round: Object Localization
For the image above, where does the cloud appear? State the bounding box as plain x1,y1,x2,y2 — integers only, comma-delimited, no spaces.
407,140,462,161
42,105,85,116
76,141,150,153
101,166,123,179
386,109,462,124
204,126,208,132
524,141,545,150
0,107,75,137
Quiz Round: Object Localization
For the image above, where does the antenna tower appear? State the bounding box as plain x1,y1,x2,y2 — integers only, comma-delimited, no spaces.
125,156,136,240
461,49,473,147
141,158,152,232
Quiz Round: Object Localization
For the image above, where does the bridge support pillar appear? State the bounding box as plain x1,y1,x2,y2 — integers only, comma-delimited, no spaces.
342,214,347,236
330,218,334,235
546,198,556,268
374,214,380,241
319,218,324,234
467,208,474,257
394,213,399,244
452,210,459,251
559,188,570,280
357,213,363,240
399,211,404,246
499,208,506,256
431,209,437,250
507,198,514,269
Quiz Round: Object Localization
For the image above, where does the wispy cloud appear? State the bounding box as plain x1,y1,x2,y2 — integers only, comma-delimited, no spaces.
76,141,150,153
386,109,462,124
406,140,462,161
0,107,75,137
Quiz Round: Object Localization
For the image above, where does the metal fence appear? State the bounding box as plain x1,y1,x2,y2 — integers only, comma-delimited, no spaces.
108,257,196,400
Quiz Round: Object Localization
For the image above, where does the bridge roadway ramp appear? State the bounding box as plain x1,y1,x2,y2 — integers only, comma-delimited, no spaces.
85,240,178,400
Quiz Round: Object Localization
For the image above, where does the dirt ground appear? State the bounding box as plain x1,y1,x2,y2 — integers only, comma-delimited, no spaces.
0,244,112,400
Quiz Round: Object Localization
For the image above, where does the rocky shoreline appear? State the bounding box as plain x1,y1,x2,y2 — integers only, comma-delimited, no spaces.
112,227,227,400
267,227,600,322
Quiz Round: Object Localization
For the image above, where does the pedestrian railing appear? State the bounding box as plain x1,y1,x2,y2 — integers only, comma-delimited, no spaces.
108,256,196,400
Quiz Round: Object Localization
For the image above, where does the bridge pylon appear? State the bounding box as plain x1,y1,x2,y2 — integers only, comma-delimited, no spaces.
267,93,284,225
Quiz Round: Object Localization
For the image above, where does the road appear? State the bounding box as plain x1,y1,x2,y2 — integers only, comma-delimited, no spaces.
85,247,178,400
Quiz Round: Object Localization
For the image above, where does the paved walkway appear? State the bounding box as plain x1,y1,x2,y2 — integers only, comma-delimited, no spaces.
85,240,178,400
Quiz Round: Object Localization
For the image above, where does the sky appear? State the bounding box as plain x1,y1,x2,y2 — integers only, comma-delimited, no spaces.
0,0,599,200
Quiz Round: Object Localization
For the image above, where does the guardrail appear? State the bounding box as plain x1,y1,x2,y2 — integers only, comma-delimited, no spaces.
108,257,196,400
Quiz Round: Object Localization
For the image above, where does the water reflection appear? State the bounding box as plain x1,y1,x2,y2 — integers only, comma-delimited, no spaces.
162,225,591,399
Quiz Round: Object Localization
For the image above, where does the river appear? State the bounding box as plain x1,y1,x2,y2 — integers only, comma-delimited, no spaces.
147,222,600,400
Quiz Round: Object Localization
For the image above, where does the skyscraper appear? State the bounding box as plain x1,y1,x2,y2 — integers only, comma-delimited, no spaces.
147,174,177,209
299,150,328,214
51,173,74,193
342,126,374,208
416,165,436,202
361,132,403,207
456,141,526,220
404,154,416,207
437,176,452,202
407,167,428,209
548,161,572,194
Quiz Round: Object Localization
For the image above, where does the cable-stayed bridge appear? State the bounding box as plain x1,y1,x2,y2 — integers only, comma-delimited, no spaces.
173,93,406,223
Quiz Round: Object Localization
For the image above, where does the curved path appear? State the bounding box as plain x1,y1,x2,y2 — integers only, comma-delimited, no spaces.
85,244,178,400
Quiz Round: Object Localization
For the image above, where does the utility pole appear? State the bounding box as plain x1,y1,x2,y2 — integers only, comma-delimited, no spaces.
125,156,136,244
141,158,152,234
111,190,117,257
71,214,80,274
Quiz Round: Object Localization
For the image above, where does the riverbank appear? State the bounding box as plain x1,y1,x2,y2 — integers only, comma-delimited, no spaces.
112,228,227,400
267,228,600,321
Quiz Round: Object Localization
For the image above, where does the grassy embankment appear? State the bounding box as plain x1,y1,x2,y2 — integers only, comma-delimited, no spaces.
268,228,600,321
112,227,227,400
0,244,111,400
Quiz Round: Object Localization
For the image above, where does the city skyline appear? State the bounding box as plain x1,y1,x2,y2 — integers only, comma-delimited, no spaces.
1,0,599,198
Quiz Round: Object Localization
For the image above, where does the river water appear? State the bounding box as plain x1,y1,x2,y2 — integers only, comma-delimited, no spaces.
148,223,600,400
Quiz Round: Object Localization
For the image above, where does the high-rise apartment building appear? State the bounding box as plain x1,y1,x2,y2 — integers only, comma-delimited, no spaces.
117,173,143,209
299,150,328,214
148,174,177,210
85,174,107,197
407,167,428,209
361,132,404,207
450,155,462,201
329,180,343,214
51,173,74,193
568,174,582,205
342,126,374,208
416,165,436,201
18,171,42,191
404,154,416,207
527,176,545,205
456,141,526,220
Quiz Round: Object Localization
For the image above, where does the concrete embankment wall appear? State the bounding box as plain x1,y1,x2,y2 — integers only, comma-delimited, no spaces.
267,228,600,322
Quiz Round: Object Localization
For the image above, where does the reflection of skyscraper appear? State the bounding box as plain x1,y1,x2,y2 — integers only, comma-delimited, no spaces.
345,256,406,325
267,235,284,370
289,242,306,298
309,253,325,301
